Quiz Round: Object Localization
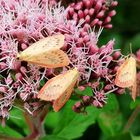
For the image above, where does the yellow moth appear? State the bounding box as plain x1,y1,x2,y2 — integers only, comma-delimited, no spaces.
37,68,79,112
115,56,137,100
17,34,70,68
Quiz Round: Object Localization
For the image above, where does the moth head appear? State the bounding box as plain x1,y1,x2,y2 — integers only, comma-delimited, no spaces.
16,53,21,60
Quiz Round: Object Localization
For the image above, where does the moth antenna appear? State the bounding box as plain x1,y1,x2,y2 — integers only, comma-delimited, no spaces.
125,43,134,59
129,43,132,54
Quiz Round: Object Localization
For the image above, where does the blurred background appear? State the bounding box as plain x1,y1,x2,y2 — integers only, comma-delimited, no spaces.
101,0,140,53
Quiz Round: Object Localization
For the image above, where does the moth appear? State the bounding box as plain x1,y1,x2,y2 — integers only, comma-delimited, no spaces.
17,34,70,68
37,68,79,112
115,56,137,100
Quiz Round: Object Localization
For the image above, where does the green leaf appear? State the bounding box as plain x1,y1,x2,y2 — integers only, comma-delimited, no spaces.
130,98,140,109
0,74,4,80
107,132,140,140
131,134,140,140
98,112,123,136
70,87,93,101
45,100,99,139
0,124,23,138
98,94,123,136
74,87,93,96
8,108,29,135
107,132,132,140
99,82,104,90
102,94,119,113
118,93,132,118
10,71,16,81
40,79,46,87
44,111,60,130
40,135,68,140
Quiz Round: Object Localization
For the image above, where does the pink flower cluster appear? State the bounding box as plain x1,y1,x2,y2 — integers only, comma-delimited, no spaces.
0,0,125,119
66,0,118,28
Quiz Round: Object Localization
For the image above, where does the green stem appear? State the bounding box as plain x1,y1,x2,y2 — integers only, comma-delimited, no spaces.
23,104,50,139
1,104,50,140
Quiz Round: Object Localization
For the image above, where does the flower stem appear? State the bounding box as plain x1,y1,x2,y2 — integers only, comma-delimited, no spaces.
23,112,34,133
0,104,50,140
24,104,50,140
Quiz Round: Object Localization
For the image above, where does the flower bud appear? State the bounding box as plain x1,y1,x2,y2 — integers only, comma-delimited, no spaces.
15,73,23,81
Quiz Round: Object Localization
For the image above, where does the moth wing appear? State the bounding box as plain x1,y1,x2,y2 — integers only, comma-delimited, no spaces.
131,80,137,101
21,49,70,68
37,76,64,101
19,34,65,55
37,68,79,101
53,81,76,112
115,57,136,88
17,34,69,68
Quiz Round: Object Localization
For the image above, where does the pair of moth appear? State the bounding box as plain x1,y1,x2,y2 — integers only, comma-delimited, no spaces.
18,34,137,111
17,34,79,112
